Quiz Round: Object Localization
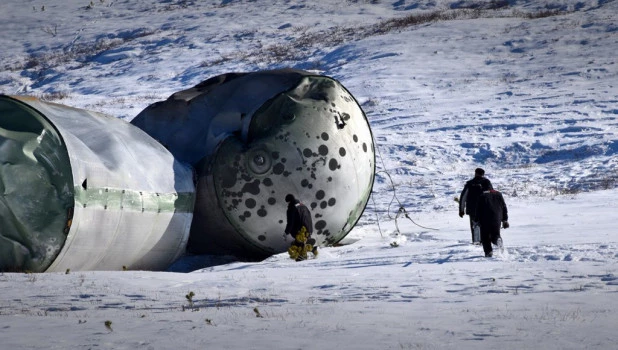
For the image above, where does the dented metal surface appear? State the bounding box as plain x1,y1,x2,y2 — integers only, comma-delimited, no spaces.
132,69,375,258
0,95,195,272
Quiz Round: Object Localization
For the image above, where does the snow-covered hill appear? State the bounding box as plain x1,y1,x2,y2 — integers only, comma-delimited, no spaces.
1,1,617,348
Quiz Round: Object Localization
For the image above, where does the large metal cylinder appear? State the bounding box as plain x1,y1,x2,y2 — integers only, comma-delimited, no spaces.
132,69,375,259
0,95,195,272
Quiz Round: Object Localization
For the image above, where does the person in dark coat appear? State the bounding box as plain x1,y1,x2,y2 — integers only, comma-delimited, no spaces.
475,181,509,257
285,194,317,260
459,168,493,244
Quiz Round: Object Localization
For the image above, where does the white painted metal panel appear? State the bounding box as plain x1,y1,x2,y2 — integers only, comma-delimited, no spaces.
0,95,195,272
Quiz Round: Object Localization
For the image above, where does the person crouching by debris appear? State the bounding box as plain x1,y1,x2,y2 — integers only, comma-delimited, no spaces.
459,167,493,244
475,181,509,257
285,194,318,261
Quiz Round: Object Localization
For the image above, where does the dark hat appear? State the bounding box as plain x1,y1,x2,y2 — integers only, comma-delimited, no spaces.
475,168,485,176
285,194,295,203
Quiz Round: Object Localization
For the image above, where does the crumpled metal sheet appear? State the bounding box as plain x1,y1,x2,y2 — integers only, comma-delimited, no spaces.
0,95,195,272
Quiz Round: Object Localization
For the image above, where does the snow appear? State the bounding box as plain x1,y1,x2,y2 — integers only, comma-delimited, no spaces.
1,0,617,348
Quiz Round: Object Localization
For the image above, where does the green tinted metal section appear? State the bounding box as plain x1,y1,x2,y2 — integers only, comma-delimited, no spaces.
0,97,74,272
73,187,194,213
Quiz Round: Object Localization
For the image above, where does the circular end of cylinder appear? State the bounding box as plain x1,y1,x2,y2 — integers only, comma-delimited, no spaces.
0,96,73,272
210,75,375,255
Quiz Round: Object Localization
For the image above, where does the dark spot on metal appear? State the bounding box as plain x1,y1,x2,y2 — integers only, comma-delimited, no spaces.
257,207,267,217
244,211,251,217
303,148,312,158
258,235,266,241
281,158,287,163
363,143,367,153
268,197,276,205
318,145,328,156
339,147,346,157
310,202,317,210
241,180,261,195
273,163,285,175
329,158,339,171
315,220,326,230
316,190,325,200
283,171,291,177
271,152,280,160
353,134,358,142
263,178,273,187
328,198,336,206
279,220,283,224
321,132,329,141
245,198,256,209
320,201,327,209
301,179,309,187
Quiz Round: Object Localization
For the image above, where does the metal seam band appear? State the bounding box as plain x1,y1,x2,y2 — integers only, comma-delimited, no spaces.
74,187,194,213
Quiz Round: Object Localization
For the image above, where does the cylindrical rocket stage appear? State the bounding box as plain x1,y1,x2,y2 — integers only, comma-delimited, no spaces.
132,69,375,259
0,95,195,272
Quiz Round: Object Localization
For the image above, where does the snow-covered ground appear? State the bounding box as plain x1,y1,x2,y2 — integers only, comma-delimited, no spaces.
1,0,617,348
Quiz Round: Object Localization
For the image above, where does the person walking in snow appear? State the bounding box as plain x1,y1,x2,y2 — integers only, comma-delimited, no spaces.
475,181,509,257
459,168,493,244
285,194,318,261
